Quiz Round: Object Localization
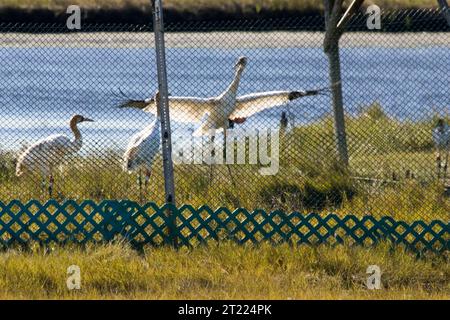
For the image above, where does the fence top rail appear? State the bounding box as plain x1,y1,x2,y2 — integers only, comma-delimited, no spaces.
0,199,448,226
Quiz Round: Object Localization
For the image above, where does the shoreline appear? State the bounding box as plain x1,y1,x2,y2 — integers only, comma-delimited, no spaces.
0,31,448,48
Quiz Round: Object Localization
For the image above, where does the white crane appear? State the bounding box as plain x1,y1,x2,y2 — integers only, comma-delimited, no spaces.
116,56,329,136
16,114,94,197
116,56,328,190
432,118,450,181
122,91,161,201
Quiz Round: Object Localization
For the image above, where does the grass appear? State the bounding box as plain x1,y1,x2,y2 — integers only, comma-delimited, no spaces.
0,104,447,300
0,0,439,12
1,103,449,223
0,241,448,299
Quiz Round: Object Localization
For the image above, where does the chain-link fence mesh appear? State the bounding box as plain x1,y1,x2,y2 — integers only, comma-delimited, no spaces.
0,8,449,224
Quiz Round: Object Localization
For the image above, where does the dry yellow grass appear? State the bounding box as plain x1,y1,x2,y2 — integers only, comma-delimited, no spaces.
0,242,448,299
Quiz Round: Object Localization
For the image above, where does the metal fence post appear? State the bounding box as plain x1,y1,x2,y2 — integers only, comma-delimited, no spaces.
323,0,349,167
437,0,450,27
323,0,364,167
151,0,177,246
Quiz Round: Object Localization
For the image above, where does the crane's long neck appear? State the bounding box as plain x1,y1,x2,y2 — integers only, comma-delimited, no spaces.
70,118,82,143
221,66,245,99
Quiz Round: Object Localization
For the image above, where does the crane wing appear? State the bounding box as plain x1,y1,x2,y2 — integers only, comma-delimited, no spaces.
230,88,328,119
16,134,73,173
118,96,215,123
30,135,71,153
118,99,150,110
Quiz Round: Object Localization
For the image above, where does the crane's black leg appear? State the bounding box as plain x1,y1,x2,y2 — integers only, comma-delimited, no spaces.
138,168,143,203
48,174,54,198
224,129,238,191
444,147,449,184
209,135,216,184
436,151,442,179
41,177,45,193
144,168,151,190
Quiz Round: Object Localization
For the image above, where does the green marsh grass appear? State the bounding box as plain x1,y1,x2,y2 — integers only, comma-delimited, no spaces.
1,104,449,222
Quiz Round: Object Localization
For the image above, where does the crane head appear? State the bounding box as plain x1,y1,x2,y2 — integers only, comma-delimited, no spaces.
235,56,248,69
72,114,94,124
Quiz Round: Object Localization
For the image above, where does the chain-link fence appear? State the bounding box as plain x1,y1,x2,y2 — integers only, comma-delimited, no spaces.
0,8,449,224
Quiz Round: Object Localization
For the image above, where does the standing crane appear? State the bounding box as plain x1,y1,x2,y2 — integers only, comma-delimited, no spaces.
432,118,450,182
16,114,94,197
122,91,161,201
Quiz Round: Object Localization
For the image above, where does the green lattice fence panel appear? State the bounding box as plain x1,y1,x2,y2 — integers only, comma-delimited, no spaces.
0,200,448,253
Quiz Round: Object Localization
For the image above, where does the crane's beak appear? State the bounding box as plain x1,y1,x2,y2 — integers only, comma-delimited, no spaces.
83,117,94,122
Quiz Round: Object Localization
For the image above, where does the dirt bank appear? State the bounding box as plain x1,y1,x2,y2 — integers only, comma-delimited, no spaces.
0,31,448,48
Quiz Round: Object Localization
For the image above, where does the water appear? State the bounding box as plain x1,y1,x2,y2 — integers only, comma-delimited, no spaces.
0,45,448,153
